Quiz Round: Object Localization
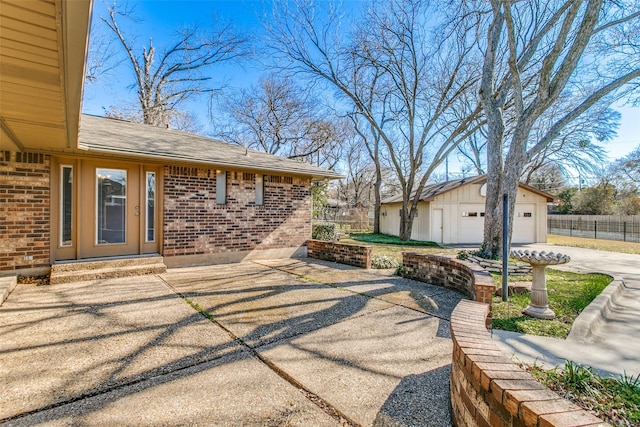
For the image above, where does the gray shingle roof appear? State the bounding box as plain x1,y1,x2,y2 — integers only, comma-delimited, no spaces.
78,114,344,180
381,176,485,204
381,175,556,204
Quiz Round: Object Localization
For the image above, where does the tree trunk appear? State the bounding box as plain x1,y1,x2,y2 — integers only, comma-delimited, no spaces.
482,134,529,259
481,172,503,259
373,171,382,234
479,125,505,259
398,203,416,241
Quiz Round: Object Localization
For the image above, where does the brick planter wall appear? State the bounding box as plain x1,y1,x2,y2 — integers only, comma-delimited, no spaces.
402,252,495,306
0,152,50,271
163,168,311,257
450,300,609,427
307,240,372,269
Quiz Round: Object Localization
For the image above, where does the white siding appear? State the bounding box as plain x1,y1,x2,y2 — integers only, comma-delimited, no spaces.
380,182,549,244
513,204,535,243
379,203,401,237
410,203,430,241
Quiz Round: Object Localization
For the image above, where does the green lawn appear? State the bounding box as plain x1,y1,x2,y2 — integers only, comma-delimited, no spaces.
348,232,440,247
491,269,612,338
526,361,640,427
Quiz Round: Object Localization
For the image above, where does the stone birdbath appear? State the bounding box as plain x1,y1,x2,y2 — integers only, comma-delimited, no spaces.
510,250,571,320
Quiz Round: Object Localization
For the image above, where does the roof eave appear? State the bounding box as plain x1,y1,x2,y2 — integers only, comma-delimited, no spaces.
77,143,345,180
62,0,93,149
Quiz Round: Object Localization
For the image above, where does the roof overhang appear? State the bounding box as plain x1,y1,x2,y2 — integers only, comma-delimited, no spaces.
0,0,93,152
77,142,346,181
75,115,345,181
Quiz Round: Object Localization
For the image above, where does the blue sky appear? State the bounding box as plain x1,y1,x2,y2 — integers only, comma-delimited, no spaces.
83,1,266,119
82,0,640,174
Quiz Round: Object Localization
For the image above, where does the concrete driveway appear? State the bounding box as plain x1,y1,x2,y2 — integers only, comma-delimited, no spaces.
492,243,640,377
0,259,463,426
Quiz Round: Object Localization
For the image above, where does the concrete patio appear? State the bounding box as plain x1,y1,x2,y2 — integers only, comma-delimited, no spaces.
0,258,464,426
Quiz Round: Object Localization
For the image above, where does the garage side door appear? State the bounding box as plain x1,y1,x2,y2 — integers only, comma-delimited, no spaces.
458,204,484,244
513,204,536,243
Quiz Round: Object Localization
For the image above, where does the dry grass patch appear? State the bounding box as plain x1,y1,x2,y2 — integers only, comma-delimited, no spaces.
339,233,457,263
548,235,640,255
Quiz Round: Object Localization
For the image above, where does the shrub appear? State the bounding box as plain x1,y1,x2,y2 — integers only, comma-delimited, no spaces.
371,255,400,269
312,223,336,241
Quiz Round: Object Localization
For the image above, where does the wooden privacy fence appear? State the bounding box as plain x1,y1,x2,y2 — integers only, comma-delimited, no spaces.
313,207,373,231
548,215,640,243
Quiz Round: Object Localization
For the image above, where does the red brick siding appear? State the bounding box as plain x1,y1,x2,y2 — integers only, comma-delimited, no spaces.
0,151,50,271
163,168,312,256
402,252,496,305
307,240,372,269
450,300,609,427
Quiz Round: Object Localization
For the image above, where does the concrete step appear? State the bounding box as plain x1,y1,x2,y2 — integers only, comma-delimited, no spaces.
50,256,167,284
51,255,164,273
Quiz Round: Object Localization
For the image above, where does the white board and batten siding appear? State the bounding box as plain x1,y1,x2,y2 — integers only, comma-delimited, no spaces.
379,202,431,241
379,182,549,244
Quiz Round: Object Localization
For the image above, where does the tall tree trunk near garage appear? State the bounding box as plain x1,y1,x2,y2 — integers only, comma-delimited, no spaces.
482,131,530,258
373,170,382,234
398,204,416,241
479,112,506,259
478,2,505,260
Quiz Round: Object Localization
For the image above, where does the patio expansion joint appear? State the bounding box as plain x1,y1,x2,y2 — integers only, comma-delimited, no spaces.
0,344,244,425
157,274,361,427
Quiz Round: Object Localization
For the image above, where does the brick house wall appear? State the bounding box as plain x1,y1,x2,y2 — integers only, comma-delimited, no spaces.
0,151,50,271
163,167,312,257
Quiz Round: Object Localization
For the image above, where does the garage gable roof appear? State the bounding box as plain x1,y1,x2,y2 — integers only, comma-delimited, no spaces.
381,175,556,204
78,114,344,181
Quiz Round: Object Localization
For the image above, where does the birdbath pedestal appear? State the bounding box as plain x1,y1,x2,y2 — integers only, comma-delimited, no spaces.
510,250,571,320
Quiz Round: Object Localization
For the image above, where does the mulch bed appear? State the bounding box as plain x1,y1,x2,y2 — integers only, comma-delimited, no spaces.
17,275,50,286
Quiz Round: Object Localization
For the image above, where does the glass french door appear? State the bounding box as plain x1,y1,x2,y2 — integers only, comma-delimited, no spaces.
96,168,128,245
74,160,159,259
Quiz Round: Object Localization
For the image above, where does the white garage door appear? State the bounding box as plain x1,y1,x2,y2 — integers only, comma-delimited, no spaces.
456,203,536,244
513,204,536,243
458,204,485,244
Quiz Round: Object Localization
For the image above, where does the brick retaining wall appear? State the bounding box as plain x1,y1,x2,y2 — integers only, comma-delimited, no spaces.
450,300,609,427
402,252,495,306
307,240,372,269
0,152,50,271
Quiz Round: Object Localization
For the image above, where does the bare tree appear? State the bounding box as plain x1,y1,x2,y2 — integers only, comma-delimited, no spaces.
349,113,385,233
525,163,567,194
457,129,487,175
101,1,249,129
467,0,640,258
337,138,377,209
612,145,640,185
213,75,346,168
457,101,617,180
104,103,204,134
85,19,120,84
266,0,483,240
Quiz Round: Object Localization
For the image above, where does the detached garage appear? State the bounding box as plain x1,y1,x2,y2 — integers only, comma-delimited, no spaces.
379,176,555,245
